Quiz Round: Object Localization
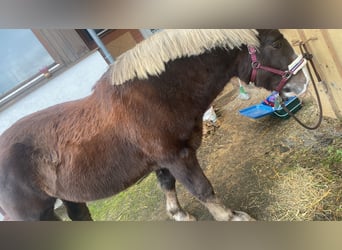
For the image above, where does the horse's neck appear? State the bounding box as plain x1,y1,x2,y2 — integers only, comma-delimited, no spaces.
96,47,242,119
169,48,240,113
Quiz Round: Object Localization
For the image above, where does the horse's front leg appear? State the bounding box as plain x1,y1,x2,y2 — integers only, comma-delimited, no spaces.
156,168,196,221
161,148,255,221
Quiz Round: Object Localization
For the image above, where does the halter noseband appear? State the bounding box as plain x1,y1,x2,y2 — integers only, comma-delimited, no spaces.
248,46,307,92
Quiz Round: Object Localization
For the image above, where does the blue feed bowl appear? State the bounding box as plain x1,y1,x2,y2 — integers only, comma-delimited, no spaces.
239,96,302,119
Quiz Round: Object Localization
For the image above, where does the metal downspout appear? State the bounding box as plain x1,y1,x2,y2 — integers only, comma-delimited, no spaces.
86,29,114,64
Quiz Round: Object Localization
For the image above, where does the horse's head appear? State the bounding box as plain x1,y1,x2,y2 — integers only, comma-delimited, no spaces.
239,29,309,98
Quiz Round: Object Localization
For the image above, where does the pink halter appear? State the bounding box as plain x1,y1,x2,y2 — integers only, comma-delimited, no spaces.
248,46,307,92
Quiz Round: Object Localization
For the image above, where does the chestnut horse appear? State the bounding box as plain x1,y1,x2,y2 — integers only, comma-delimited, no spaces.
0,30,308,221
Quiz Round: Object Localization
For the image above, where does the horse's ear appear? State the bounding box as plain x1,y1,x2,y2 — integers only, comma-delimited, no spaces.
255,29,267,36
255,29,268,43
256,29,277,34
255,29,281,44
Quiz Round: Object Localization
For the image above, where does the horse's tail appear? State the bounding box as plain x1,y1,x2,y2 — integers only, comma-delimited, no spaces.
0,205,9,221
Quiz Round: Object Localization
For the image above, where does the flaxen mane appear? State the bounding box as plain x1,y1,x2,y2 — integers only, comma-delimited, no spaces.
109,29,260,85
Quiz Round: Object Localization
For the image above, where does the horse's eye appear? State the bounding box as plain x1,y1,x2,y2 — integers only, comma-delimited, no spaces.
272,40,282,49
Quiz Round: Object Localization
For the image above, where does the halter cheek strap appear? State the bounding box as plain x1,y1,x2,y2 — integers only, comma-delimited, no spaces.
249,46,258,83
248,46,307,92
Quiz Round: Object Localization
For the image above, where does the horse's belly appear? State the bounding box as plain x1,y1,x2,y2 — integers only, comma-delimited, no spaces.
52,158,156,202
37,130,160,202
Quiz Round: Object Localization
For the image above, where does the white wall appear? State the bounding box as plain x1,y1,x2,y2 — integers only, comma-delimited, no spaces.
0,51,109,134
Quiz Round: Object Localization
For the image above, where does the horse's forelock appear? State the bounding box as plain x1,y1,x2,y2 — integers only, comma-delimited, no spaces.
109,29,260,85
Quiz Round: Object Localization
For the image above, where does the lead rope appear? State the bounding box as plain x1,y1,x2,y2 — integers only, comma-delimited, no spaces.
280,39,323,130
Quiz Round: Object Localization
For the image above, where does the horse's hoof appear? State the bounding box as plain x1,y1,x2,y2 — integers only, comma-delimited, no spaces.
171,211,197,221
230,211,256,221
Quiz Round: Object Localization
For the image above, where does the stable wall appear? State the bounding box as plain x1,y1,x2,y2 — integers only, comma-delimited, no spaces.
281,29,342,119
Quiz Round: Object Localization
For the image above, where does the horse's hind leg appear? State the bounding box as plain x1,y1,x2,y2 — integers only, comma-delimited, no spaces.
0,174,60,220
0,194,60,221
0,144,61,221
40,204,61,221
62,200,93,221
156,169,196,221
162,148,255,221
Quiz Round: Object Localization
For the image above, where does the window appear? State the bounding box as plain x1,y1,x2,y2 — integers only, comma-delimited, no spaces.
0,29,57,98
0,29,90,107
